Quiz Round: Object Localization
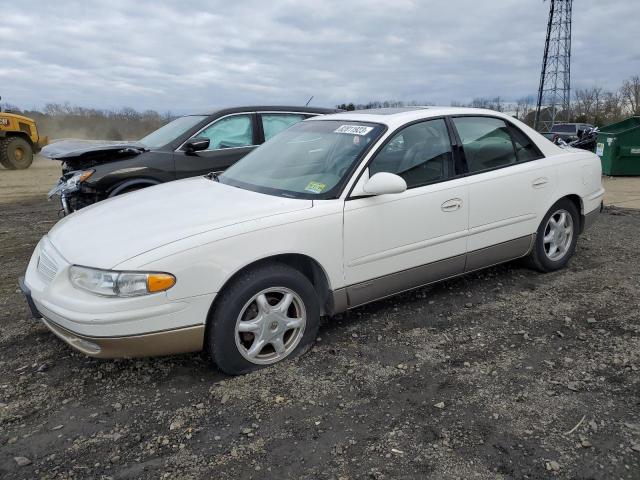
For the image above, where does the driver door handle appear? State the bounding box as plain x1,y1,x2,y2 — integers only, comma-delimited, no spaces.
441,198,463,212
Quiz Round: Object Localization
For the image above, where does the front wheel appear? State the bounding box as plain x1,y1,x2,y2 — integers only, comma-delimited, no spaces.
0,137,34,169
526,199,579,272
207,263,320,375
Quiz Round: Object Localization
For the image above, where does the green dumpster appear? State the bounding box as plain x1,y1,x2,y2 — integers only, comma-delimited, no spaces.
596,116,640,176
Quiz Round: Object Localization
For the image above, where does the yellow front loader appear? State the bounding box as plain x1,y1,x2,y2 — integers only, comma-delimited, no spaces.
0,97,48,169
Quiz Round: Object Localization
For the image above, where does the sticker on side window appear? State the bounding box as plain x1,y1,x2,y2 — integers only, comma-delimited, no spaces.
334,125,374,136
304,181,327,194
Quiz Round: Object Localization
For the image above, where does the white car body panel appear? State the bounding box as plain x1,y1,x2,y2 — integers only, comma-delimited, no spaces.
22,107,604,358
344,173,468,285
48,177,313,269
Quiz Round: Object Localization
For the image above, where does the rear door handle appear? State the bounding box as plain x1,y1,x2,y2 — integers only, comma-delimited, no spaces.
441,198,463,212
532,177,548,188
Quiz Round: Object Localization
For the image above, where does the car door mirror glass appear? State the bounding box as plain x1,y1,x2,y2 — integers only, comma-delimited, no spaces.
184,136,210,153
363,172,407,196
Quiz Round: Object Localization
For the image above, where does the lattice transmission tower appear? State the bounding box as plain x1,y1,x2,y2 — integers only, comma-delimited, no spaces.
534,0,573,132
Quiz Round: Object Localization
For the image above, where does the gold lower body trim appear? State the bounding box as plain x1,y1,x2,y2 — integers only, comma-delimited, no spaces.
42,319,205,359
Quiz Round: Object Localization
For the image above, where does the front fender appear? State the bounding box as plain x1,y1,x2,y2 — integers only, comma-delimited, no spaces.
113,202,345,301
108,179,161,197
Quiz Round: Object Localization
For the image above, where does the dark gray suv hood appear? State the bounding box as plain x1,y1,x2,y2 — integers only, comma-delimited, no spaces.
41,139,148,160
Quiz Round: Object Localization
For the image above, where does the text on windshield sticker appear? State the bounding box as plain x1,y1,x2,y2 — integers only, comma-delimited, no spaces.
334,125,374,136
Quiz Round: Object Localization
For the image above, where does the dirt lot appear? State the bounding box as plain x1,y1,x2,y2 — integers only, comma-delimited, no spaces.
1,161,639,479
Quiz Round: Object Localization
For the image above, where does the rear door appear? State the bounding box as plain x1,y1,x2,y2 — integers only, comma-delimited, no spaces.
257,112,311,143
174,113,259,179
450,116,552,269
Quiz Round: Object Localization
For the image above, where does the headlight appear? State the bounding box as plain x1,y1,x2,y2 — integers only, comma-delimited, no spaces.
69,266,175,297
65,170,94,188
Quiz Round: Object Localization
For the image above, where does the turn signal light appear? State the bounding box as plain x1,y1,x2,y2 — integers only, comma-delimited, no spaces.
147,273,176,293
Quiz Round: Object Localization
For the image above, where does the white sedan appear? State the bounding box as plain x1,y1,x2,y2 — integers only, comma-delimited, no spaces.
21,107,604,374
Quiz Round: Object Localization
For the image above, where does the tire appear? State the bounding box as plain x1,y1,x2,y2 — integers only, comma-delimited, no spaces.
0,138,15,169
526,199,579,272
0,136,34,169
207,263,320,375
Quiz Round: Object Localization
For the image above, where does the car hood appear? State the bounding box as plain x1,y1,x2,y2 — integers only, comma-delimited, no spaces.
48,177,313,268
41,139,147,160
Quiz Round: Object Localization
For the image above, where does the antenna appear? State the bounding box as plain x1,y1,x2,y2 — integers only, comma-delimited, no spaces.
305,96,314,107
534,0,573,132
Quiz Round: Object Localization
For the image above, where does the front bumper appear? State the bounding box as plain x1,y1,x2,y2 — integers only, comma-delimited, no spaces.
40,318,204,358
21,237,214,358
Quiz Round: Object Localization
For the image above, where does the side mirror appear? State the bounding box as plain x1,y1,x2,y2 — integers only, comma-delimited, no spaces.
363,172,407,196
184,136,210,153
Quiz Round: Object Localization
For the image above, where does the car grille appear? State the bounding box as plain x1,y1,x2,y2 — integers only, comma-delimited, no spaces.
37,248,58,283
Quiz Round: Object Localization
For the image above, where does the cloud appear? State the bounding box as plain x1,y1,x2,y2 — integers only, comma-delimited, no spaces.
1,0,638,112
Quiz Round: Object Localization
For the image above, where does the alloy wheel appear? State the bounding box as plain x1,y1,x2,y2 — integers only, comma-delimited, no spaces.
543,209,574,261
234,287,306,365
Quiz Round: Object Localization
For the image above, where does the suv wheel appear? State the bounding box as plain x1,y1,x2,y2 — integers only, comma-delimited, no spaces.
207,263,320,375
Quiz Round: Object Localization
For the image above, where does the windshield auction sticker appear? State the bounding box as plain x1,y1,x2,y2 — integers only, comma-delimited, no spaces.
334,125,374,136
304,181,327,194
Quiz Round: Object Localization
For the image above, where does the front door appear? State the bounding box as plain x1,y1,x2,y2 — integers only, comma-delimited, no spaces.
174,113,258,179
343,118,469,307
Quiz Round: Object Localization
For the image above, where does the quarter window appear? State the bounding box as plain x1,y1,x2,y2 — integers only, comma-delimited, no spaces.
509,126,544,162
369,118,454,188
452,117,517,173
261,113,306,141
197,114,254,150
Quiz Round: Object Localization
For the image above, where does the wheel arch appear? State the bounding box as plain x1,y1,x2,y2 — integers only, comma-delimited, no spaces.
2,132,33,146
108,178,161,197
559,193,585,233
211,253,334,318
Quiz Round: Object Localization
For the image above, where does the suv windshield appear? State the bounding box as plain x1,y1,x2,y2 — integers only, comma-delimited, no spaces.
140,115,207,149
219,120,385,199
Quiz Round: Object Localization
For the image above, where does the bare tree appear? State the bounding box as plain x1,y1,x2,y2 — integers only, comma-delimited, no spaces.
573,87,605,124
621,75,640,115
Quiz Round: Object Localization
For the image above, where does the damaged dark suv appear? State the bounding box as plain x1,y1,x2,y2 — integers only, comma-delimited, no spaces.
44,106,339,213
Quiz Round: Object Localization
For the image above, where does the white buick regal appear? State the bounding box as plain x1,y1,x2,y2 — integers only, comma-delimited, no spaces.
21,107,604,374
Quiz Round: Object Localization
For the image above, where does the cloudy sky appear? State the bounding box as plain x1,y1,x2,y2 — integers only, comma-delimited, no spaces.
1,0,638,113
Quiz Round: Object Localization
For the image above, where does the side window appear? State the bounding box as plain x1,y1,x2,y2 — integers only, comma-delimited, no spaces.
452,117,517,173
369,118,454,189
261,113,306,141
509,126,543,162
197,115,254,150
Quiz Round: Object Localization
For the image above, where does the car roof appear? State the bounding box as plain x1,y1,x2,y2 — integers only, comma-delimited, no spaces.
307,106,518,129
194,105,341,116
306,106,564,157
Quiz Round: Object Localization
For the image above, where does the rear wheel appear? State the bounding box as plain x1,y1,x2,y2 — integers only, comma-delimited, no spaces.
526,199,579,272
207,263,320,375
0,136,33,169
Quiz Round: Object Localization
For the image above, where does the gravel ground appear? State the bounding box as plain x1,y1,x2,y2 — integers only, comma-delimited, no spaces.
0,181,639,479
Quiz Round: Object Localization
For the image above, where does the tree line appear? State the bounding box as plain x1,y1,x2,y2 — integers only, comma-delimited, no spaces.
0,103,173,140
1,75,637,141
339,74,640,127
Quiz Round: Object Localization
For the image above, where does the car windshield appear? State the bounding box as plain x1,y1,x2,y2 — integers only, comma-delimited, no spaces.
551,124,575,133
139,115,207,149
219,120,385,199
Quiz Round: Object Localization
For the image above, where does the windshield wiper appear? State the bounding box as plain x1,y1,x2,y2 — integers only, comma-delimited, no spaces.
205,171,220,182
